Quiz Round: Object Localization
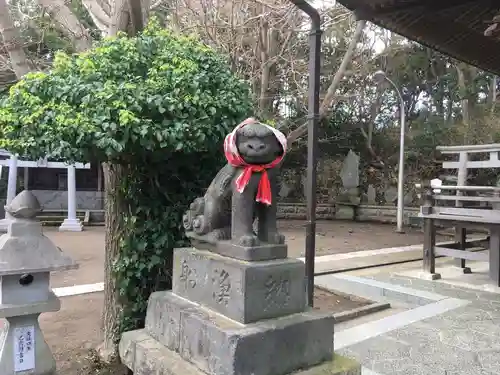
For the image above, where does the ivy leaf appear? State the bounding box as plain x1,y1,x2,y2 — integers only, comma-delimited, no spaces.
0,16,253,337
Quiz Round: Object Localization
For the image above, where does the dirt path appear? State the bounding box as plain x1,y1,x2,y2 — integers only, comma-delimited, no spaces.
40,294,104,375
279,220,449,257
47,227,105,288
45,221,447,288
38,219,433,373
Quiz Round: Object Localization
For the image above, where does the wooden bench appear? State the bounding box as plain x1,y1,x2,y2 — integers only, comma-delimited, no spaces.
418,144,500,285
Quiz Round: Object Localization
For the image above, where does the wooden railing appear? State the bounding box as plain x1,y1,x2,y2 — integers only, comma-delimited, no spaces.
417,144,500,285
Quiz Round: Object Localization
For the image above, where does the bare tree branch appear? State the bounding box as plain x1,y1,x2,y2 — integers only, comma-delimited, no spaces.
82,0,111,32
286,19,367,144
0,0,32,78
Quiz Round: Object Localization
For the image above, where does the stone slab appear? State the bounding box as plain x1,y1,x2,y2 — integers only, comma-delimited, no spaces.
340,150,360,189
172,248,306,323
215,241,288,261
144,291,334,375
315,274,446,307
335,297,469,350
121,330,358,375
333,303,391,324
0,290,60,318
187,233,288,261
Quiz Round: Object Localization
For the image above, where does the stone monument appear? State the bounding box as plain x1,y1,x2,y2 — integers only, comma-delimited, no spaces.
335,150,360,220
366,184,376,205
120,119,356,375
340,150,360,191
0,190,78,374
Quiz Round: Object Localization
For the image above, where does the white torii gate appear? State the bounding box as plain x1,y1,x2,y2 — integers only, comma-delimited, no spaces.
0,153,91,232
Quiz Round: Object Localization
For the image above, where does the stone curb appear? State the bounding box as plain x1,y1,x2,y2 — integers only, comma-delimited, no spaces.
333,302,391,324
310,237,488,275
315,274,447,307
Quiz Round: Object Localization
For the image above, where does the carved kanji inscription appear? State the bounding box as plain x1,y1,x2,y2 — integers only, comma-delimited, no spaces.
264,275,290,310
212,268,231,306
179,259,197,288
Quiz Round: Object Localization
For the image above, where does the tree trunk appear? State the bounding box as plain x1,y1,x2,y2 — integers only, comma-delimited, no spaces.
490,75,497,115
127,0,145,35
0,0,32,78
38,0,93,52
98,1,146,363
2,0,147,364
455,64,470,143
109,0,130,36
98,162,128,361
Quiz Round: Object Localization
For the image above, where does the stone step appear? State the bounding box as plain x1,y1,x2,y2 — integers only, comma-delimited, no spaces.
120,330,360,375
38,215,85,221
37,214,86,226
172,248,306,324
144,291,334,375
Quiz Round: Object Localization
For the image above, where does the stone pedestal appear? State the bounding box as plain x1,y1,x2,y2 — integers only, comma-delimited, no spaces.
120,247,338,375
59,218,83,232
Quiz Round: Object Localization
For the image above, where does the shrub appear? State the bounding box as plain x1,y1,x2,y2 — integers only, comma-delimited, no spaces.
0,18,252,338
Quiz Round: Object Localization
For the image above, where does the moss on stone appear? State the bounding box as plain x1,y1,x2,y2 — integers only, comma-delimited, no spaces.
296,353,361,375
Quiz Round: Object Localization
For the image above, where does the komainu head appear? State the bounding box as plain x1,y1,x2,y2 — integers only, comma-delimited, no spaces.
233,119,285,165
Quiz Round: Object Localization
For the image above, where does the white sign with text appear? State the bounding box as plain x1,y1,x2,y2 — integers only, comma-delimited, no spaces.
13,325,35,372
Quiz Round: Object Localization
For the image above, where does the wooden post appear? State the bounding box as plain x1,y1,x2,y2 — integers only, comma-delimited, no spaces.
455,224,470,272
491,190,500,286
422,187,441,280
489,226,500,287
454,151,470,272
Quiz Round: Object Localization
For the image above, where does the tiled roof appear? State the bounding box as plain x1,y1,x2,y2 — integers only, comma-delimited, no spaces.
337,0,500,75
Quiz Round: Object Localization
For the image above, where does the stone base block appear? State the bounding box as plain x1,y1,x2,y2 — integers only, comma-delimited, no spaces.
187,233,287,261
173,248,306,323
216,241,287,261
453,266,472,274
58,218,83,232
0,314,56,375
121,331,358,375
418,272,442,281
143,291,334,375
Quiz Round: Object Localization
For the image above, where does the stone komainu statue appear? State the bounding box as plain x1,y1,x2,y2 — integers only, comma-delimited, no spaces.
183,118,287,247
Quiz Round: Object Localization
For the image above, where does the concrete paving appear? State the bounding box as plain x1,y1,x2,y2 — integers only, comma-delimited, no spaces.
317,259,500,375
301,236,487,275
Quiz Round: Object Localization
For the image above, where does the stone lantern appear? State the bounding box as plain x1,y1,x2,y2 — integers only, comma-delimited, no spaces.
0,190,78,374
430,178,442,194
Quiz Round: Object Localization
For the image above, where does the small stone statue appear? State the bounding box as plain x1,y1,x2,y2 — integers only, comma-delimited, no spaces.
5,190,41,219
184,118,287,248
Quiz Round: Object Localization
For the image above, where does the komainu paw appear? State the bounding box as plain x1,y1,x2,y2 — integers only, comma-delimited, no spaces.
268,232,285,245
237,235,260,247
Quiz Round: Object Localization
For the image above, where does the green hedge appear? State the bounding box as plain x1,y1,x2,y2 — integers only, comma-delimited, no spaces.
0,18,252,335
